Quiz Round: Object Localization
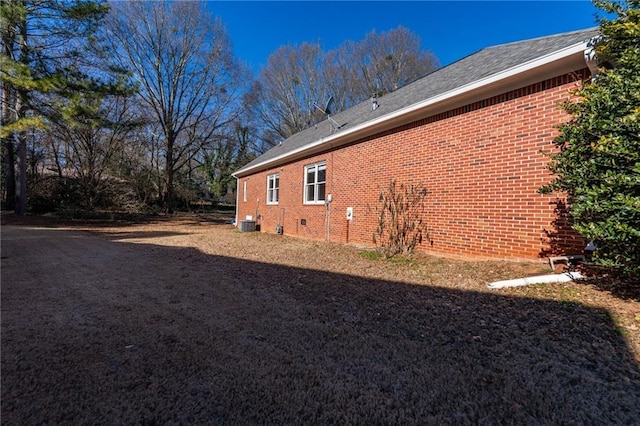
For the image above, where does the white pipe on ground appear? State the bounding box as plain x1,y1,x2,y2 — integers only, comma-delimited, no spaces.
487,272,583,289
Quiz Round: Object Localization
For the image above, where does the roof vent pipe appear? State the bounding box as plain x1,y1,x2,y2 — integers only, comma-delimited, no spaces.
372,96,379,111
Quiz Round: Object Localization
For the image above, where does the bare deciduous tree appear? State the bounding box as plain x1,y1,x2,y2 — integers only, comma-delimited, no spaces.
45,92,139,209
250,43,330,144
107,0,246,212
348,26,438,99
248,26,438,151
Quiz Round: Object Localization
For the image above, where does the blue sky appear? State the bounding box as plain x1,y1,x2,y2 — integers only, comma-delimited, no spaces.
208,1,605,73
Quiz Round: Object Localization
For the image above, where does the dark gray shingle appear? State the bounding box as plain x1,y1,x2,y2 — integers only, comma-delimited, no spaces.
235,27,599,176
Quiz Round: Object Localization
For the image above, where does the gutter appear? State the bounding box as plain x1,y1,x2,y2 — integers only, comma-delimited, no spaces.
234,40,591,178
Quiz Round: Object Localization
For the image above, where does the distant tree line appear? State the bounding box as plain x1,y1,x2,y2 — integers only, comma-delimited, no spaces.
247,26,439,149
1,0,437,215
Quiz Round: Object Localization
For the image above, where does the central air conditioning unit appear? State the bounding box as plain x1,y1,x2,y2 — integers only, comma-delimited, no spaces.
239,220,256,232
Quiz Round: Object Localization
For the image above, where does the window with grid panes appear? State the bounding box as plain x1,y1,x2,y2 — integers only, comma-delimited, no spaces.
304,162,326,204
267,173,279,204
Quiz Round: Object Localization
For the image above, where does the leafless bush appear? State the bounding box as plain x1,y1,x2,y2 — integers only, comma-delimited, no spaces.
372,180,429,258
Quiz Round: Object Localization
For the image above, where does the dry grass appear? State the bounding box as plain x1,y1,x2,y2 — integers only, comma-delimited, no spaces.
2,213,639,424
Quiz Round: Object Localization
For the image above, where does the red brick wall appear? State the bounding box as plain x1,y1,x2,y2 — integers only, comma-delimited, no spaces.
236,71,588,260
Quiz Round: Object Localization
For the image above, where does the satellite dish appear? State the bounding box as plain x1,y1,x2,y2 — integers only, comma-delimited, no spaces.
313,96,334,115
313,96,342,131
323,96,334,115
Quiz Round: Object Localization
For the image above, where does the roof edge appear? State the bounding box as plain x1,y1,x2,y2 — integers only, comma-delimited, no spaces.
233,37,592,178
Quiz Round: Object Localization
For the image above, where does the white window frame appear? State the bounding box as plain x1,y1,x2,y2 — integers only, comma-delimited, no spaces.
304,162,326,204
243,180,247,202
267,173,279,205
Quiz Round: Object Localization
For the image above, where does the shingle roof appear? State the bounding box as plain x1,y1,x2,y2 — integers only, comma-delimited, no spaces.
235,27,599,176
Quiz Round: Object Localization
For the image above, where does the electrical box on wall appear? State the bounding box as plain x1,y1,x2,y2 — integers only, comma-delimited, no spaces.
346,207,353,221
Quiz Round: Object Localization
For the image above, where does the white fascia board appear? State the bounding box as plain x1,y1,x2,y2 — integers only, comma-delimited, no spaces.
234,41,589,178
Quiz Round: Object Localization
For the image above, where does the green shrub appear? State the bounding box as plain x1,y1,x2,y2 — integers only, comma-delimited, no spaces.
540,0,640,277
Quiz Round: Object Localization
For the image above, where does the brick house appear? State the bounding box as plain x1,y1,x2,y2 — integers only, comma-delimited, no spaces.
232,28,600,261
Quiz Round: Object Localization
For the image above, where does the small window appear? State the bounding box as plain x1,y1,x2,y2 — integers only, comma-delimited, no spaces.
243,181,247,202
304,162,326,204
267,173,279,204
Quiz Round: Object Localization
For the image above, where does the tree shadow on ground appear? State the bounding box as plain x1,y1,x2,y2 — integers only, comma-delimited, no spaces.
2,227,639,424
578,273,640,302
540,200,640,301
98,231,193,241
0,211,234,229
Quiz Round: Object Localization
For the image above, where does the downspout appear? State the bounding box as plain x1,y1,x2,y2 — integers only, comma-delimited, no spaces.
234,177,240,227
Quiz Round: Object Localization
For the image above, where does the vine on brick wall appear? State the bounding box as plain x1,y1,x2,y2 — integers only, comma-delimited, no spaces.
372,180,430,258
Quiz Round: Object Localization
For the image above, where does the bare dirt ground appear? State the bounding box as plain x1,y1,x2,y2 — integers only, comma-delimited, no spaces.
2,213,639,424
